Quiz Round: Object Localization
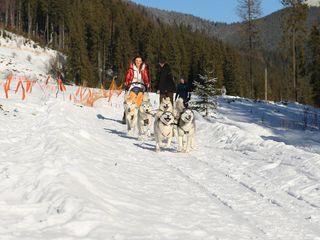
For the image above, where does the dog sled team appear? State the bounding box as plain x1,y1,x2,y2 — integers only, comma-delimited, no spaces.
123,55,195,153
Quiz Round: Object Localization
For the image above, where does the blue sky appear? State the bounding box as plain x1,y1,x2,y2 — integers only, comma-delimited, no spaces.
131,0,284,23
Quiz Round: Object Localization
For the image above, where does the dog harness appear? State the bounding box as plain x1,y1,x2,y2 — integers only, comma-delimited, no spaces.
159,111,174,137
177,109,193,135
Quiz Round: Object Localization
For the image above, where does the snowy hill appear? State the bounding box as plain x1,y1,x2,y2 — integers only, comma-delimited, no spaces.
0,30,59,83
1,32,320,240
306,0,320,7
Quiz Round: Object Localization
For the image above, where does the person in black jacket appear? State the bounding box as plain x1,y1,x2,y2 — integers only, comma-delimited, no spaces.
155,57,176,104
175,77,191,107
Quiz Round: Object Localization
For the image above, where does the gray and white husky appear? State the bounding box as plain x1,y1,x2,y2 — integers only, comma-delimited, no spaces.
138,96,153,140
124,96,139,136
154,111,175,152
177,109,196,152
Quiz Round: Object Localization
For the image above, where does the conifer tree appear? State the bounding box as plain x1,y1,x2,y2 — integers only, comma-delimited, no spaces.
280,0,308,102
190,70,218,117
237,0,262,99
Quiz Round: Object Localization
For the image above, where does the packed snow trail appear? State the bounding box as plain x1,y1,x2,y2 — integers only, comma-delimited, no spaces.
0,95,263,240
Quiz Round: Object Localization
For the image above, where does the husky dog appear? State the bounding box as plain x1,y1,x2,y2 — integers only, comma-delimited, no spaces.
124,96,139,135
173,97,186,137
138,96,153,140
177,109,196,152
154,111,175,152
174,97,185,119
155,97,173,121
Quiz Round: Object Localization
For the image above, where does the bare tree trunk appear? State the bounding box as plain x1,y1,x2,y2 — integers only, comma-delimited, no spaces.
62,21,65,49
292,28,297,102
98,50,102,86
10,0,16,28
45,12,49,43
58,23,62,49
102,42,106,85
4,0,9,28
17,0,22,31
27,1,32,38
265,67,268,101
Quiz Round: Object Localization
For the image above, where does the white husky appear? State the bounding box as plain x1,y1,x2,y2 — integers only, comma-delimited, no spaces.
174,97,185,119
124,96,139,135
138,95,153,140
155,97,173,121
177,109,196,152
173,97,186,137
154,111,175,152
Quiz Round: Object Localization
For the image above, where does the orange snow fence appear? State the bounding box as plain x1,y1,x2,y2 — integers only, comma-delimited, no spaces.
75,86,81,97
15,79,26,100
58,79,66,92
6,74,13,90
1,73,126,106
3,81,9,98
25,80,32,93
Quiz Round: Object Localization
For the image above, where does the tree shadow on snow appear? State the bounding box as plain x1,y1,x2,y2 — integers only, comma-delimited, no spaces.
97,114,123,124
104,128,137,140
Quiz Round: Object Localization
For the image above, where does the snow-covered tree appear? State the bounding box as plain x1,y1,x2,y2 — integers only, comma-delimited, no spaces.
190,70,218,117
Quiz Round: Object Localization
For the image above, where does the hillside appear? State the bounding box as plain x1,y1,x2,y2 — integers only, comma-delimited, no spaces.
134,2,320,51
1,31,320,240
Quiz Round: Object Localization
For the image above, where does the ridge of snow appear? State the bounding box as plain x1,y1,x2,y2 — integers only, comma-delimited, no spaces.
0,30,60,83
306,0,320,7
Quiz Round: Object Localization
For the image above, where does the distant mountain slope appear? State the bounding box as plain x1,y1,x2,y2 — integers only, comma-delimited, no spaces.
132,2,320,51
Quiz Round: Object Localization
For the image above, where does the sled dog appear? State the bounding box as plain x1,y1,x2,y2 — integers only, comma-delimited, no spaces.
177,109,196,152
124,96,139,135
154,111,175,152
138,96,153,139
174,97,185,119
173,97,186,137
155,97,173,121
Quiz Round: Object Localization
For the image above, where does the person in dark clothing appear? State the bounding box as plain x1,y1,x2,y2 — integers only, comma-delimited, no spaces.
155,57,176,104
175,77,191,107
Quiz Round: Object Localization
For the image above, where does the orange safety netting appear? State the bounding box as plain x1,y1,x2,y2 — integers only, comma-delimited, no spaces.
1,74,124,107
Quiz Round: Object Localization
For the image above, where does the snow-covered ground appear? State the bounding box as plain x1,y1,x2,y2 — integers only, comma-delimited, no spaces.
1,31,320,240
0,30,58,83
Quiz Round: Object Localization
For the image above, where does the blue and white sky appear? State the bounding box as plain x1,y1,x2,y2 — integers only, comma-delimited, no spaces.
130,0,284,23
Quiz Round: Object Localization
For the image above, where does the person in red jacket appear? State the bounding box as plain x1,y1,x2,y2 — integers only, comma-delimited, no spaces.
124,55,150,106
122,56,150,123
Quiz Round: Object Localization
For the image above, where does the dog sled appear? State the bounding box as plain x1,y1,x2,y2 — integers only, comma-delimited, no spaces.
122,82,150,124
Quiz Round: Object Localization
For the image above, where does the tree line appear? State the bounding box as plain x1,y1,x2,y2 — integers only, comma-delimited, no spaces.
237,0,320,106
0,0,319,106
